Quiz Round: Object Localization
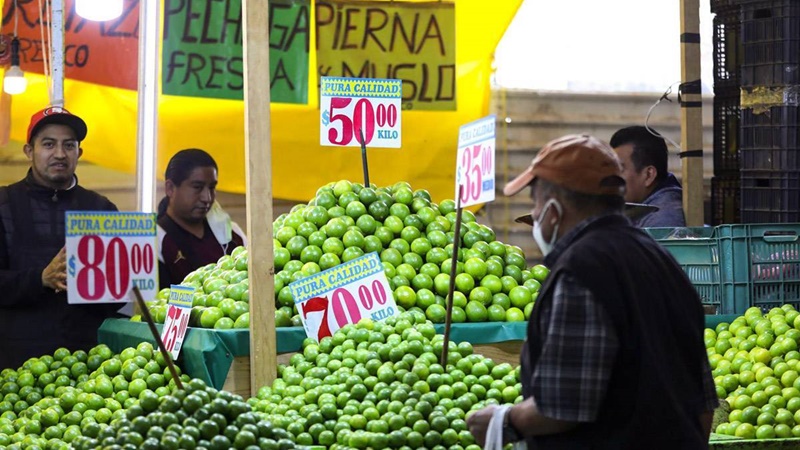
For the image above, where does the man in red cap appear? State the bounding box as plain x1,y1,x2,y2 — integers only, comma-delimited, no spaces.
467,135,716,448
0,107,120,370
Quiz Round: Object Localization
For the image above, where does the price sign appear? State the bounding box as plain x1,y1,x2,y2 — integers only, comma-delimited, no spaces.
289,252,398,342
161,285,193,359
455,115,496,207
65,212,158,304
320,77,402,148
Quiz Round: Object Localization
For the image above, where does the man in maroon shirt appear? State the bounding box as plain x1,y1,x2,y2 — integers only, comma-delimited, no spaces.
157,149,246,288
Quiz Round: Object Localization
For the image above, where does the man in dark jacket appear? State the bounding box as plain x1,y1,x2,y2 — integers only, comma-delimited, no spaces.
467,135,716,449
610,126,686,227
0,107,120,370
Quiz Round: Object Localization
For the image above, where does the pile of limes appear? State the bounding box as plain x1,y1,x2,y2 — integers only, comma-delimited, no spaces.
252,311,523,449
69,378,299,450
272,180,548,327
0,342,185,449
144,179,550,330
137,246,252,331
709,305,800,440
1,343,299,450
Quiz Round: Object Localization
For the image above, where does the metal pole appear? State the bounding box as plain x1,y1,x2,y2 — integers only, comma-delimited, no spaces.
50,0,64,106
136,0,160,213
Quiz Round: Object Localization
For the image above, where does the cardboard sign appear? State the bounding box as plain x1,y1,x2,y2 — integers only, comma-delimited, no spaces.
455,115,496,207
161,285,193,359
162,0,310,103
1,0,139,90
65,212,158,304
289,252,398,341
316,0,456,111
320,76,402,148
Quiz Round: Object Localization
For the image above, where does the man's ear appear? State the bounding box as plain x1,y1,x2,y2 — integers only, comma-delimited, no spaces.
643,166,659,188
165,179,176,197
78,146,84,159
23,143,33,161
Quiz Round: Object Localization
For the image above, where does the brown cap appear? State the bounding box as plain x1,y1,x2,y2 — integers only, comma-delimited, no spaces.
503,134,625,197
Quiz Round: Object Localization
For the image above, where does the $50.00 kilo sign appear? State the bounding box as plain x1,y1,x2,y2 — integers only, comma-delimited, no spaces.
320,77,402,148
66,212,158,304
289,252,398,342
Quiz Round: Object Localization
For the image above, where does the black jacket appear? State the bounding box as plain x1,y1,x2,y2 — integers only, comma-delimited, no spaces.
523,214,712,449
0,171,120,370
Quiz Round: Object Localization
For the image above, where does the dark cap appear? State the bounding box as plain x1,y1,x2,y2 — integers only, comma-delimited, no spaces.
27,106,88,143
503,134,625,197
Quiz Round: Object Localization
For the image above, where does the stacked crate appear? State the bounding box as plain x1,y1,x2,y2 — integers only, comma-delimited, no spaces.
711,1,743,225
738,0,800,223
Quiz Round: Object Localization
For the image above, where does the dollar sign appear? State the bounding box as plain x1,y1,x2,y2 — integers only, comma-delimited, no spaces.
321,110,330,126
68,255,76,277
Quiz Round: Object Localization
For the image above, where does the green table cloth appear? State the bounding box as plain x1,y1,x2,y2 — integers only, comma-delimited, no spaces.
98,320,530,389
99,315,730,389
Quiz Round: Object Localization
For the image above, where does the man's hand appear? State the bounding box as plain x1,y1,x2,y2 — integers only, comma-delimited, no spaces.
467,404,499,447
42,248,67,292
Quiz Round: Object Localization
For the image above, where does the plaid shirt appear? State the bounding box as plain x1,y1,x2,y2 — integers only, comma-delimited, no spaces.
528,273,719,423
529,272,619,422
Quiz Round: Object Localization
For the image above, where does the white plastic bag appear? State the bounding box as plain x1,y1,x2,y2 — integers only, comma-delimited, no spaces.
484,406,527,450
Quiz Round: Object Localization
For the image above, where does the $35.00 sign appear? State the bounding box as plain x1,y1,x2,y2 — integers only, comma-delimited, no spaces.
66,212,158,304
455,115,496,208
161,285,193,360
320,77,402,148
289,252,398,342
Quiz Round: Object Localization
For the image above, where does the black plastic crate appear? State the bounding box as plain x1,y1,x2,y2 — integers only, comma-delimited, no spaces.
713,6,742,89
740,170,800,223
741,105,800,154
741,146,800,171
740,0,800,86
712,175,741,225
713,88,741,174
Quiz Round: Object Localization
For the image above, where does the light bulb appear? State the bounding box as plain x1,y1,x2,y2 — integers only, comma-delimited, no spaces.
3,66,26,95
75,0,123,22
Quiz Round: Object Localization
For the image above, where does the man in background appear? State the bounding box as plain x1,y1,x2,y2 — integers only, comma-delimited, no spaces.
0,107,120,369
610,125,686,227
157,149,246,289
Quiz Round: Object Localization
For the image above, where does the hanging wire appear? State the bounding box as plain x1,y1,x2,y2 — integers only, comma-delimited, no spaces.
46,0,53,103
644,82,683,153
501,87,509,244
13,0,19,36
35,0,53,103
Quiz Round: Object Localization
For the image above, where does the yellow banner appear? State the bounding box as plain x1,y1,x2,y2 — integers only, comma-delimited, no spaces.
1,0,522,204
316,0,456,111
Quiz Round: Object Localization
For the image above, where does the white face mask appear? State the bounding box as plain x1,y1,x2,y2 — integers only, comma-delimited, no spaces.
532,198,563,256
206,201,233,245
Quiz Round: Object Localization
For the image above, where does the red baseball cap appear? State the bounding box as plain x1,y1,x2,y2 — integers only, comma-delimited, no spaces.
503,134,625,197
27,106,88,143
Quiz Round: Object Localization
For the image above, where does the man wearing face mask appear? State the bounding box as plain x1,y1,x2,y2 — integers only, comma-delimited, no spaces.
156,149,247,289
467,135,717,449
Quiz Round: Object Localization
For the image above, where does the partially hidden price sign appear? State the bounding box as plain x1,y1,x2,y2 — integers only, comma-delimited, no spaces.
455,115,497,207
320,77,402,148
65,212,158,304
289,252,398,342
161,285,193,360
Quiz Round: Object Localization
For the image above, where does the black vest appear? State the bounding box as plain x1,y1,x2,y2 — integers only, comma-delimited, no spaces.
523,214,709,449
0,173,120,369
